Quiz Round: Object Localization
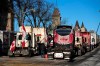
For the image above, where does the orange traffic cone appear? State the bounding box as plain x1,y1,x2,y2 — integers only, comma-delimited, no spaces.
44,54,48,59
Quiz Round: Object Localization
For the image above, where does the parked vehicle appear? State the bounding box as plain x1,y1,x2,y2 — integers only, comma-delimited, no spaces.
8,26,47,57
81,32,91,52
0,30,16,56
90,32,96,50
47,25,75,60
74,31,83,56
8,32,32,56
32,28,47,56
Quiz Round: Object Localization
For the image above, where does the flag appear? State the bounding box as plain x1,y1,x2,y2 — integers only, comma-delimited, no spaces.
40,28,47,46
21,24,26,48
10,39,16,52
44,28,48,42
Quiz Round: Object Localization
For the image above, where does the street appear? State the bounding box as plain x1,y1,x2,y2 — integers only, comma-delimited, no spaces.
0,45,100,66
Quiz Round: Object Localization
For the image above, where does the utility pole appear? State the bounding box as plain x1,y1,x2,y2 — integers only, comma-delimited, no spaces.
96,10,100,34
96,22,100,34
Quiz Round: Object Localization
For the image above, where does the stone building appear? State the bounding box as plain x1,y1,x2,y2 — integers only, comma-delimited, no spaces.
52,8,61,28
80,22,87,32
74,20,80,31
0,0,14,31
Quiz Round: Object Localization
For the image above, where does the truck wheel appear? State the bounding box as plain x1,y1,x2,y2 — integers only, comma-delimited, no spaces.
78,49,83,56
28,50,33,57
69,50,76,61
8,50,14,57
69,54,75,62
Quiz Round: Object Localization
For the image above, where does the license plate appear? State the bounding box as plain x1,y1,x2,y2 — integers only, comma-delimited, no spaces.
54,53,63,58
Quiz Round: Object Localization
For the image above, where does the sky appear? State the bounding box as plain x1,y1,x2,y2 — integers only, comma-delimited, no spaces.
48,0,100,34
14,0,100,34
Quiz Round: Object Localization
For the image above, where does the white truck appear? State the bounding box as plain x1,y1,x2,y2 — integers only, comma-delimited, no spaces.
90,32,97,50
8,26,32,56
32,28,47,55
8,26,47,57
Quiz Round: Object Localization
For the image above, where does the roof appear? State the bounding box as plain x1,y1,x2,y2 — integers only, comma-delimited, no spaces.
81,22,87,32
52,8,60,17
74,20,80,31
81,22,84,28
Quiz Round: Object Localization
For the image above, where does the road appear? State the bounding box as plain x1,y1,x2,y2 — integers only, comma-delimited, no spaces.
0,45,100,66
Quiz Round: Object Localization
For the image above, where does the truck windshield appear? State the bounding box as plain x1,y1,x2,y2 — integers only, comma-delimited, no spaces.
56,29,71,36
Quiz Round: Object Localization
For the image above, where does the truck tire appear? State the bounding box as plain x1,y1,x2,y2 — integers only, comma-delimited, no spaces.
78,49,83,56
8,50,14,57
69,50,74,61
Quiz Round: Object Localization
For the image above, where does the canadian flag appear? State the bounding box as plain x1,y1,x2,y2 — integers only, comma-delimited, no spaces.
44,29,48,42
40,28,47,43
10,39,16,52
21,24,26,48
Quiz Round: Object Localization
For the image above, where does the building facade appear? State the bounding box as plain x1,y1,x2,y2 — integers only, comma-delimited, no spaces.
0,0,14,31
80,22,87,32
74,20,80,31
52,8,61,29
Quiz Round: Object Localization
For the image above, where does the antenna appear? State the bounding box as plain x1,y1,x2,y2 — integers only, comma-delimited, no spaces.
96,22,100,34
56,0,58,7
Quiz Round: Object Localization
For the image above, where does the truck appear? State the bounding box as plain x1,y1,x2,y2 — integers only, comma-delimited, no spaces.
8,26,47,57
0,30,16,56
47,25,75,60
90,32,97,50
32,28,47,55
81,32,91,52
74,30,83,56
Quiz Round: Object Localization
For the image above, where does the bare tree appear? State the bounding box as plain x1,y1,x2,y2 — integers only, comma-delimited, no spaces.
13,0,54,28
28,0,54,28
61,18,68,25
13,0,29,26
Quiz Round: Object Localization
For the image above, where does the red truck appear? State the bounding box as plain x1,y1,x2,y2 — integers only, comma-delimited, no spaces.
81,32,91,53
47,25,75,60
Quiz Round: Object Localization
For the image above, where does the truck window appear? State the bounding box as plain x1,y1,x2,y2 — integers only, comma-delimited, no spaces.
18,35,22,40
77,37,79,42
37,37,40,42
92,38,95,42
26,33,31,40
